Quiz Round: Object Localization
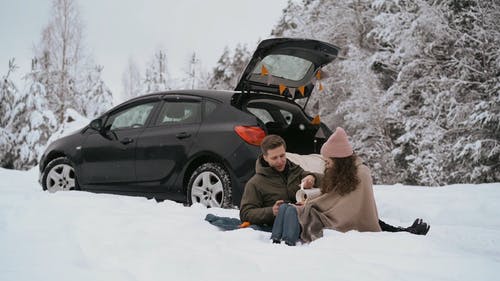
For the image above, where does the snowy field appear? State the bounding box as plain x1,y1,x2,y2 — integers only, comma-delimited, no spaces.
1,167,499,281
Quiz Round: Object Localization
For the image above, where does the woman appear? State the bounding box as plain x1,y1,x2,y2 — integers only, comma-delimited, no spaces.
271,127,382,245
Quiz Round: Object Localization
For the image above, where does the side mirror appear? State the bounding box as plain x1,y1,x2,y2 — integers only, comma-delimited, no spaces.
89,118,103,132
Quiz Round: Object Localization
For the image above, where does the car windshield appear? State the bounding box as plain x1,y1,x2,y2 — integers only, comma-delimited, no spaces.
251,54,313,81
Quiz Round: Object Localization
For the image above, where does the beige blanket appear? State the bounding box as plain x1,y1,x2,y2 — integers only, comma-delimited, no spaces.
296,157,381,243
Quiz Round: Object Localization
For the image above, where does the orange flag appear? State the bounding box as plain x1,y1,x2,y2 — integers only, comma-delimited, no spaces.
316,69,322,80
319,82,323,91
279,84,286,95
261,65,269,76
298,85,305,96
311,115,321,125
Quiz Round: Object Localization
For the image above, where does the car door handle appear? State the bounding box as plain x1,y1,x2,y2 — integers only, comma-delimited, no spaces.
176,132,191,139
120,137,134,145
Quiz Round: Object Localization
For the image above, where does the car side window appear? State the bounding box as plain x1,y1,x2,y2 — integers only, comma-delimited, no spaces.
246,100,296,129
280,109,293,125
155,100,201,126
204,100,218,118
247,107,274,124
106,102,156,130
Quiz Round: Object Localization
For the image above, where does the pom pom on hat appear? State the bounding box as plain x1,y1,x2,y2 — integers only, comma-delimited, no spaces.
320,127,353,158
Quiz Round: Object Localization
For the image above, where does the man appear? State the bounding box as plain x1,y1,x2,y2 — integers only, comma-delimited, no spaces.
239,134,430,235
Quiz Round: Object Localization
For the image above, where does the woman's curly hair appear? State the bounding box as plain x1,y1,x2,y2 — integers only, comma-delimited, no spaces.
320,155,359,196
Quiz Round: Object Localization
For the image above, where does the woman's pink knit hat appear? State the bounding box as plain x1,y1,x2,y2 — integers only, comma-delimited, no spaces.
320,127,353,158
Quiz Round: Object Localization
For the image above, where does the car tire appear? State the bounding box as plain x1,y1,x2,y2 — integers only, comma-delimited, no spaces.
188,162,232,208
42,157,79,192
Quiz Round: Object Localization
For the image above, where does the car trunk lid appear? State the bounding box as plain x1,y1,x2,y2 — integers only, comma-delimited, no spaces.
235,38,340,100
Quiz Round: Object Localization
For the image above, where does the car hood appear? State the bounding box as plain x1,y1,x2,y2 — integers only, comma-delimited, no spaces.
235,38,339,99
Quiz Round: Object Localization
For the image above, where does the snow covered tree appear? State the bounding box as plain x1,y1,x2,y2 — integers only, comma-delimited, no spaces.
34,0,87,122
0,59,18,127
0,59,19,169
183,52,200,89
271,0,309,38
178,52,212,90
0,128,14,169
369,0,500,184
121,57,142,100
143,49,169,93
365,0,457,185
78,65,113,119
7,0,113,170
10,59,58,169
208,47,232,90
437,0,500,183
208,44,251,90
270,0,397,183
270,0,499,184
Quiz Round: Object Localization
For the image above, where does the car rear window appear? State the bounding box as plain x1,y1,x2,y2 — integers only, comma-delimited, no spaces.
251,54,313,81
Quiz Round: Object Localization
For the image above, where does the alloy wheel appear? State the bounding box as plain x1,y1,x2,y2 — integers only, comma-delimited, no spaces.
190,171,224,208
45,163,76,192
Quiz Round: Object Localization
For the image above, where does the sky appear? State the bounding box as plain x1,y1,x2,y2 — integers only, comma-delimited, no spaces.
0,0,290,103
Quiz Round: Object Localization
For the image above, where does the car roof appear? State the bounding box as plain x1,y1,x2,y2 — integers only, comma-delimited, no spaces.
101,89,303,119
108,90,235,111
160,89,237,103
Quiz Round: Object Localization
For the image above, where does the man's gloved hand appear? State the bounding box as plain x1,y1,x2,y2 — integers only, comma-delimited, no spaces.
406,218,430,235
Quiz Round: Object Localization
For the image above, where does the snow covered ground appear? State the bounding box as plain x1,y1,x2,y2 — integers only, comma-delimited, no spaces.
1,167,499,281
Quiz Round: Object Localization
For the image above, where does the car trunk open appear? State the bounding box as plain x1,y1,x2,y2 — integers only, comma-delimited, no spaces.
234,38,339,154
235,38,340,100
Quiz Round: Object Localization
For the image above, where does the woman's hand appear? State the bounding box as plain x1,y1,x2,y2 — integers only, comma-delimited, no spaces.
301,175,315,189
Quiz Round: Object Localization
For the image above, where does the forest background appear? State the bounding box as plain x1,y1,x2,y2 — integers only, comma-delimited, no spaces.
1,0,498,185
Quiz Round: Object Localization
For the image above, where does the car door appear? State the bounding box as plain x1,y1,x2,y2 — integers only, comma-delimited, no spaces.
134,95,202,191
79,100,160,186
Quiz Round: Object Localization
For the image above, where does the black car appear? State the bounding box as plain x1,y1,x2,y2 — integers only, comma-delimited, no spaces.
39,38,339,208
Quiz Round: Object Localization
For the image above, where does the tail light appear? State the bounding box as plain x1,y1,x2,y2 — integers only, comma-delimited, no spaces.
234,126,266,146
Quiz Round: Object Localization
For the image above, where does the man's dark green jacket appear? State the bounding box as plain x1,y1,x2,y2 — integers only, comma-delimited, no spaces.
239,156,321,226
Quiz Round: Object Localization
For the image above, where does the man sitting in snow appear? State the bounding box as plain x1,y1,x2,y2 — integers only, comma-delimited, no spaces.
239,134,430,235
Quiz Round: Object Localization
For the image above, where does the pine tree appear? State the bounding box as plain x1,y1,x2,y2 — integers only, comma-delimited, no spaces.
208,44,250,90
143,50,169,93
270,0,307,37
121,57,142,100
270,0,397,183
79,65,113,119
439,0,500,183
267,0,499,184
209,47,232,90
0,59,18,168
0,59,18,127
184,52,200,89
10,59,58,169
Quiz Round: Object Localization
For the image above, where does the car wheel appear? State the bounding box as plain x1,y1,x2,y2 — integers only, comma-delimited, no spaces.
42,157,79,192
188,162,232,208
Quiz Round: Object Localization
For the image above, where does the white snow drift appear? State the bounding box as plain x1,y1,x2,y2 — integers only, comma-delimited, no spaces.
1,167,499,281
